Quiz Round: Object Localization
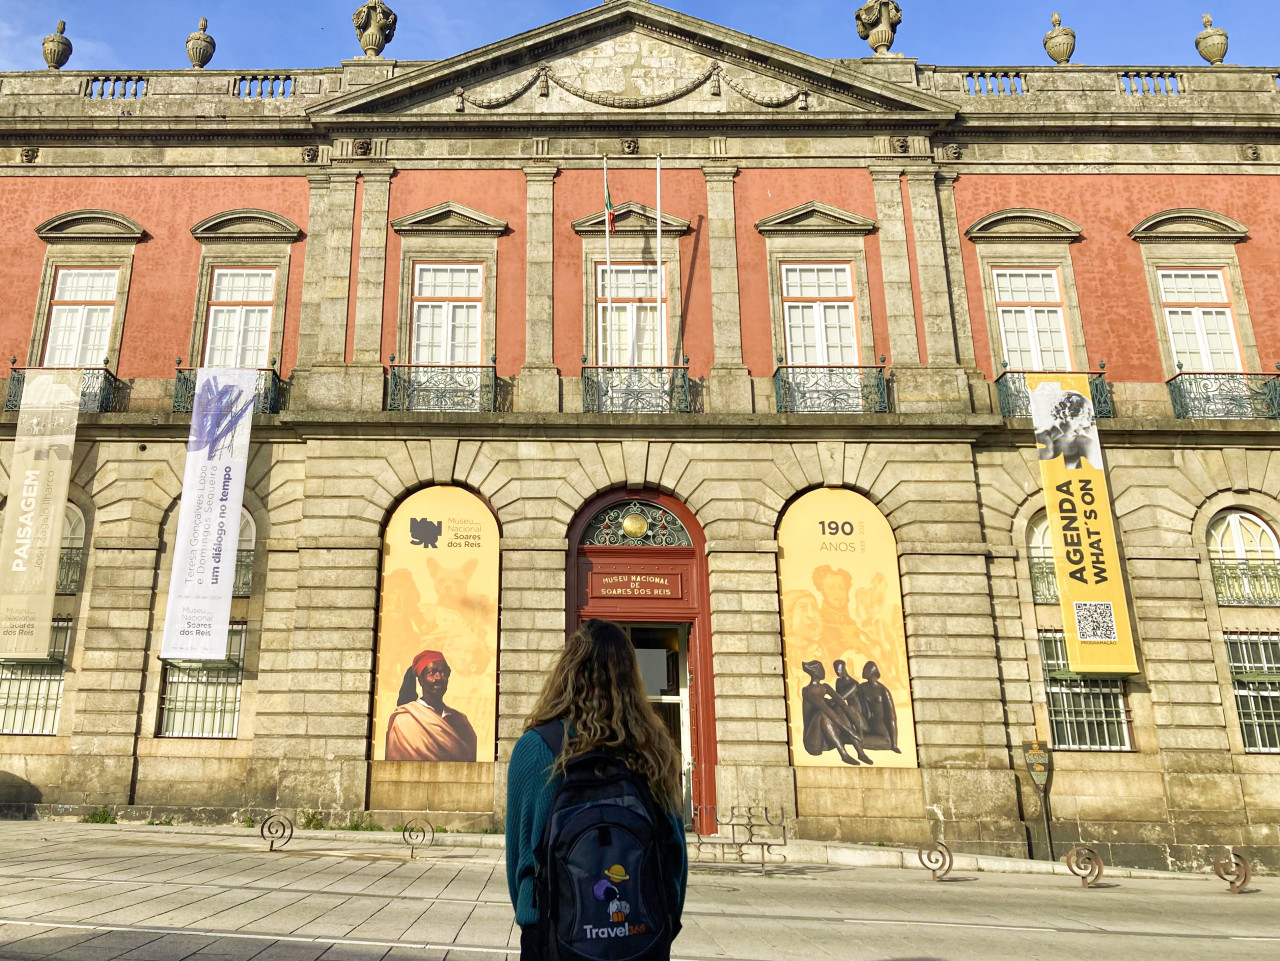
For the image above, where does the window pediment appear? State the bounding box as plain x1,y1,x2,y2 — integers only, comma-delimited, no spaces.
965,208,1082,244
755,201,876,237
35,209,144,244
190,209,302,244
572,201,690,237
390,202,508,237
1129,208,1247,244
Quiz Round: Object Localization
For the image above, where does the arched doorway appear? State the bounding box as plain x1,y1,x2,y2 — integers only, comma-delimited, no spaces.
567,490,716,824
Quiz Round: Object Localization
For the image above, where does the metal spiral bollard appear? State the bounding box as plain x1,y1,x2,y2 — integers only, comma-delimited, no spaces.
1064,845,1104,888
260,813,294,852
402,818,435,859
917,841,954,881
1213,851,1253,894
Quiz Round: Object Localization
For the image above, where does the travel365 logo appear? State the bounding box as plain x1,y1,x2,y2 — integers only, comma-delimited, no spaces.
583,864,647,940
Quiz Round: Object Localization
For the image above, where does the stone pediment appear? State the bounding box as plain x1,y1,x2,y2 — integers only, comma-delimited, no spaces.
756,202,877,237
965,208,1083,244
35,209,144,244
573,202,690,237
1129,208,1247,244
190,209,302,244
391,202,508,237
310,1,955,124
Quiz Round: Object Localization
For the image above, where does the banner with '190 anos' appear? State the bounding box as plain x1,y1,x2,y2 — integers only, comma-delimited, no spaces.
160,367,258,660
1027,372,1138,675
0,369,82,659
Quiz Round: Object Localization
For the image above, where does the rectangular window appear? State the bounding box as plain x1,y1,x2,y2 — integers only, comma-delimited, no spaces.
158,624,246,739
1225,631,1280,753
43,268,119,367
780,264,858,365
596,265,664,366
204,269,275,369
1038,629,1132,751
411,264,483,365
1158,270,1241,372
992,269,1070,371
0,619,71,736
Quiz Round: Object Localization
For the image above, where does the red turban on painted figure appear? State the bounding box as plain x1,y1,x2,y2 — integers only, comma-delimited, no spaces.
385,648,478,762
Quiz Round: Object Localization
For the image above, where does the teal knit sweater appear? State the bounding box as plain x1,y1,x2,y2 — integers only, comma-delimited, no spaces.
504,727,689,927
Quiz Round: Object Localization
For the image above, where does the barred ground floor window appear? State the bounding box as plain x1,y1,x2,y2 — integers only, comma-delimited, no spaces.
158,624,246,739
1038,629,1132,751
0,619,72,736
1225,631,1280,753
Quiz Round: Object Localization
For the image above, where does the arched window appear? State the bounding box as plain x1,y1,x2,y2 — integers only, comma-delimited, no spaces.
1027,511,1058,604
233,508,255,598
56,503,86,595
1208,510,1280,607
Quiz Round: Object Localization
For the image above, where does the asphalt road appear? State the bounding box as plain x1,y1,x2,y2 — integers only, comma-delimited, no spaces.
0,822,1275,961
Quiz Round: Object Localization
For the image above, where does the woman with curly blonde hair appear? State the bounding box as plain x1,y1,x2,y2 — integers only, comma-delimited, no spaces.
505,618,687,960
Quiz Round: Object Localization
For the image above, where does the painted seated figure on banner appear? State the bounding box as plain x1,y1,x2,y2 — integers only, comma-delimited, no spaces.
800,660,873,766
385,650,478,762
856,661,900,753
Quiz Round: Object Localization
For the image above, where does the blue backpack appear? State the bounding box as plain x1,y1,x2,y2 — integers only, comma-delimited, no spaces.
531,720,680,961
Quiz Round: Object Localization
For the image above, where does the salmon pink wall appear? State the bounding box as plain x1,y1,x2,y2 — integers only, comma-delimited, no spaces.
953,175,1280,383
733,169,883,374
384,170,527,377
553,168,710,376
0,177,310,379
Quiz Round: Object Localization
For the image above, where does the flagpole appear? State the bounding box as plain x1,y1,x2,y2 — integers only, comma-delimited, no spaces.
656,153,663,365
603,154,613,365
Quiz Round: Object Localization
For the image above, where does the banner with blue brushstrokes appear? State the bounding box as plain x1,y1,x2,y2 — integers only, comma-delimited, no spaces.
160,367,258,660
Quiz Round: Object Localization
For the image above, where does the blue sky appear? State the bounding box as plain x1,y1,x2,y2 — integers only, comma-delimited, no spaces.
0,1,1275,71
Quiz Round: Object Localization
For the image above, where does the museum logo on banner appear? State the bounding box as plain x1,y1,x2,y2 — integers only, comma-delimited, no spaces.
1027,373,1139,675
160,368,257,660
0,369,82,659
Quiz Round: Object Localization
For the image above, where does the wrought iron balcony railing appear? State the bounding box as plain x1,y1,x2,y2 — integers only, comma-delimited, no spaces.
5,364,127,413
173,364,288,415
1029,556,1059,604
56,547,85,595
582,365,691,414
386,362,497,413
994,368,1114,419
1167,369,1280,420
774,364,889,414
232,549,253,598
1211,559,1280,607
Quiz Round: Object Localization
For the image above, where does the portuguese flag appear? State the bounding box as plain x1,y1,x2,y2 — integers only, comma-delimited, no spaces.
604,157,616,234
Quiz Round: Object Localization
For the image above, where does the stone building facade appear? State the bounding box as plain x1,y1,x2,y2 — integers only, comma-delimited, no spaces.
1,2,1279,871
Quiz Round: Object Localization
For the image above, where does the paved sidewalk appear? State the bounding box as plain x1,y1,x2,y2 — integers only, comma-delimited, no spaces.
0,822,1275,961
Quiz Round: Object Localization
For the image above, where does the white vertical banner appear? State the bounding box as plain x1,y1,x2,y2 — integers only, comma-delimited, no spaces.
0,369,82,659
160,367,258,660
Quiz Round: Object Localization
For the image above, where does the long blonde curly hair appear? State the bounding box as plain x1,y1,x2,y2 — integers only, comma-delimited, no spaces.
524,618,682,810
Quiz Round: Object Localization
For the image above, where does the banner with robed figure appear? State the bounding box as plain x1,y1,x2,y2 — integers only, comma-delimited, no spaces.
373,485,499,763
1027,372,1138,675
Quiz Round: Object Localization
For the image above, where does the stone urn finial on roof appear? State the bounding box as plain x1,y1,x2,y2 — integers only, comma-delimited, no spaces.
186,18,216,69
353,0,398,58
1043,13,1076,65
1196,13,1228,66
855,1,903,57
42,21,72,70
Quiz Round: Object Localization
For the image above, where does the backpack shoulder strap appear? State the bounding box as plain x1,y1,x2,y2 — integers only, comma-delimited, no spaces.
532,718,565,758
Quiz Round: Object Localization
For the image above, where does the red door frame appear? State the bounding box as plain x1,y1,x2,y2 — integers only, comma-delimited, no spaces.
566,489,718,826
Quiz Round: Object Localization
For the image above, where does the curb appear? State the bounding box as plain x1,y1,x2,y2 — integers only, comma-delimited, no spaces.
33,820,1223,881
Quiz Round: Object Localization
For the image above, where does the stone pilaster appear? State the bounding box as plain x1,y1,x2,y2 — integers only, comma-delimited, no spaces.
294,174,330,372
869,168,922,365
494,538,569,820
706,542,795,820
904,172,960,366
934,172,977,369
352,168,393,367
517,166,560,412
701,165,754,413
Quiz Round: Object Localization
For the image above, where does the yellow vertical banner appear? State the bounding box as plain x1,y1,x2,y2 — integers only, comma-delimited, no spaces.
777,488,917,769
373,486,499,763
1027,373,1138,674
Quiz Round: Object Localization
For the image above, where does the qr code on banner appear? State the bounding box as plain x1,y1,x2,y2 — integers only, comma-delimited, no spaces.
1074,601,1118,641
